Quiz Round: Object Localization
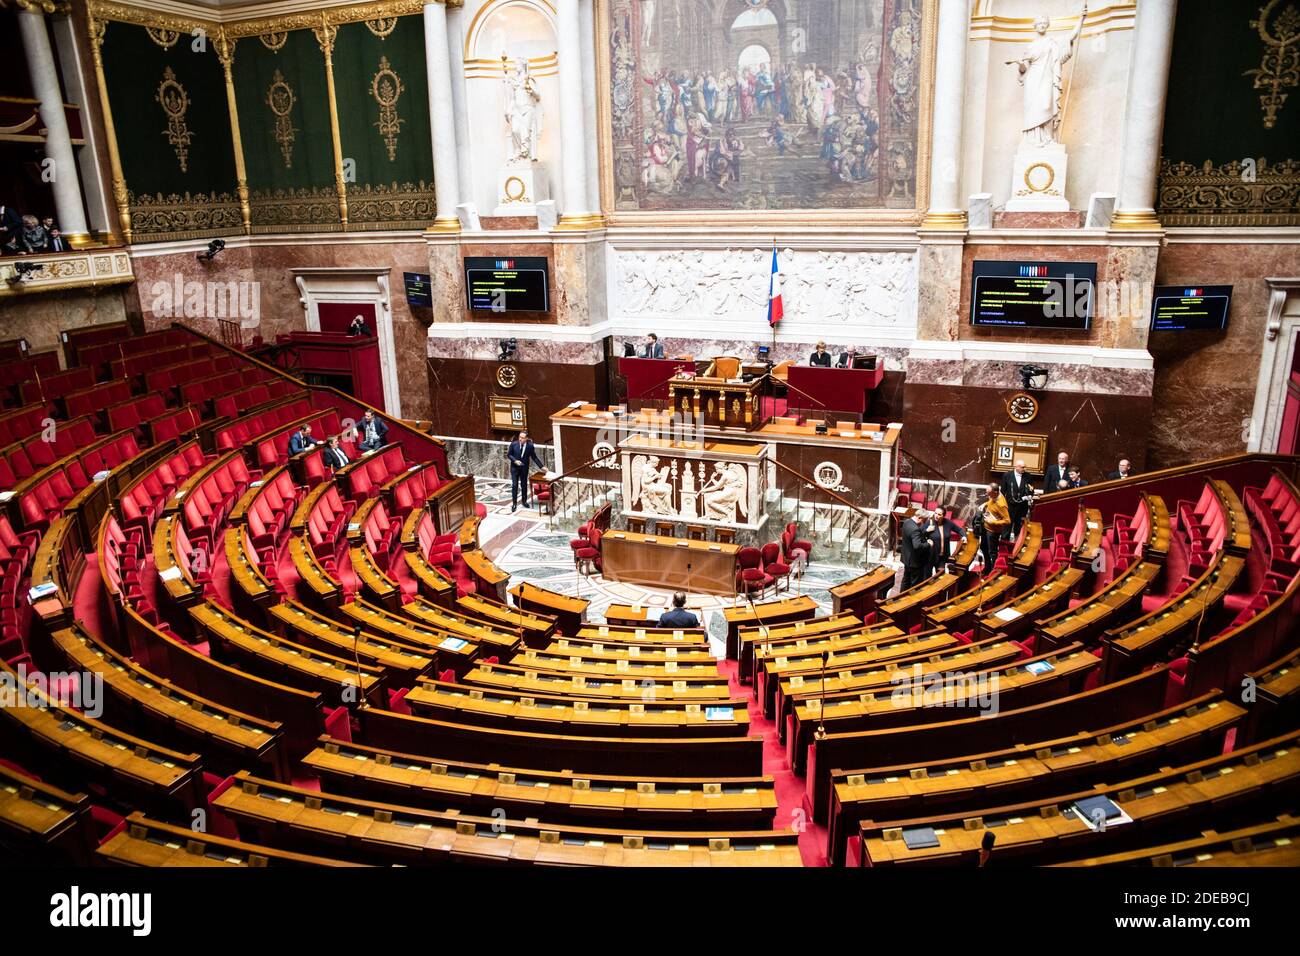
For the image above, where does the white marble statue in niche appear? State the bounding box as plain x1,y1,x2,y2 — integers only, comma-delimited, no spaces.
503,56,543,164
1006,4,1086,148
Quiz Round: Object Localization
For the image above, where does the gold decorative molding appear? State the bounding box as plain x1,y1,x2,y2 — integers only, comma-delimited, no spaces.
155,66,193,173
249,185,342,233
371,55,405,162
345,181,437,230
145,26,180,49
919,210,967,230
267,69,299,168
127,189,242,241
0,0,72,13
365,17,399,39
314,13,348,229
84,0,459,38
554,213,607,231
86,12,131,243
1157,156,1300,227
258,32,289,52
969,3,1135,43
1108,209,1163,231
1246,0,1300,130
214,28,252,235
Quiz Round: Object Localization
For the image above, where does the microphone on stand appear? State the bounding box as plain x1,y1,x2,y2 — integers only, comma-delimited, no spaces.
352,625,368,710
813,650,829,740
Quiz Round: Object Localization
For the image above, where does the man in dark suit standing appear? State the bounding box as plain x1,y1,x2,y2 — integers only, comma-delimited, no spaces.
288,424,318,456
1043,451,1071,493
639,333,665,358
900,508,934,591
347,314,371,336
1107,458,1136,481
323,436,349,470
507,430,544,512
357,409,388,452
1000,460,1034,537
928,507,962,576
0,203,22,253
659,592,699,628
809,341,833,367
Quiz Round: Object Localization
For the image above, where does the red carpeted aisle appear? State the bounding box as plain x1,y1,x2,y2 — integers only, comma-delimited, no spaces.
718,658,828,867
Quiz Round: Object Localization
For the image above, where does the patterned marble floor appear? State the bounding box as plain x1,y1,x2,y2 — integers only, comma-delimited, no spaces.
475,478,893,656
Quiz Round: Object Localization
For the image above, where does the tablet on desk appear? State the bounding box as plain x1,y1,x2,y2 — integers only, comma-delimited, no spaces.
901,827,941,850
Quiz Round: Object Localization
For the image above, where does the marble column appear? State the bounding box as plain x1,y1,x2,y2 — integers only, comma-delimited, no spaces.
554,0,597,227
17,5,89,244
579,0,601,216
920,0,970,229
1111,0,1178,230
445,2,473,212
424,1,462,231
51,13,111,238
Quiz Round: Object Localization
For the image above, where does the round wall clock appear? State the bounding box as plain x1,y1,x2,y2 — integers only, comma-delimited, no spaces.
1007,391,1040,424
496,364,519,389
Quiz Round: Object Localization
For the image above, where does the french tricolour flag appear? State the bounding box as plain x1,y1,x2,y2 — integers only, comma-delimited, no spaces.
767,244,783,328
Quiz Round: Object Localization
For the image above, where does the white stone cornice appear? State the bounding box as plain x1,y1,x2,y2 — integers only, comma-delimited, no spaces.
967,227,1158,247
1163,228,1300,245
126,230,428,258
908,340,1154,370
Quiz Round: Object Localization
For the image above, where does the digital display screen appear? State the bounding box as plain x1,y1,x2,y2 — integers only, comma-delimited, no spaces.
970,260,1097,331
464,256,549,313
403,272,432,308
1150,285,1232,331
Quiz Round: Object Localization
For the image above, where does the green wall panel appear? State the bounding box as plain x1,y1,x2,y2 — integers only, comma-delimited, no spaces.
231,28,341,231
334,16,436,228
1157,0,1299,225
100,20,241,239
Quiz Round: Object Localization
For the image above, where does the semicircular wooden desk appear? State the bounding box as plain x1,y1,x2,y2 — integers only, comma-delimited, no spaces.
599,529,739,597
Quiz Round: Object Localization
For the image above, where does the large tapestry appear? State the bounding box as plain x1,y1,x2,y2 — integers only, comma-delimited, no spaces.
232,28,341,232
98,20,242,240
607,0,924,212
1157,0,1300,226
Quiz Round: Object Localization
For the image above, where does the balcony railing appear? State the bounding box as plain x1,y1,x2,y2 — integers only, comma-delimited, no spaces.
0,248,134,298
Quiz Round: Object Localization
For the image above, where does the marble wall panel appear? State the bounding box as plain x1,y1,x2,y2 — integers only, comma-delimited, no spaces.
0,288,130,365
426,355,609,442
1149,241,1300,467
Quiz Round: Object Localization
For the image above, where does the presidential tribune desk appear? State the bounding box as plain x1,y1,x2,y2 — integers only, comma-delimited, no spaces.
600,530,739,597
551,404,901,513
784,365,883,421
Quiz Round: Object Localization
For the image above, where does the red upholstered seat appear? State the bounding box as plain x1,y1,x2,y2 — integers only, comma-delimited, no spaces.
761,542,790,591
736,546,772,595
575,528,602,573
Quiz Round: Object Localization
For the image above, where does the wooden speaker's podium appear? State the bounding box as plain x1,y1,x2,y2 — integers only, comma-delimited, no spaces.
667,358,764,430
276,331,385,410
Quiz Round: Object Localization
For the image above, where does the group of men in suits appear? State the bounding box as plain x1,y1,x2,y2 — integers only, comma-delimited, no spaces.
899,506,964,590
901,450,1143,584
286,410,390,463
